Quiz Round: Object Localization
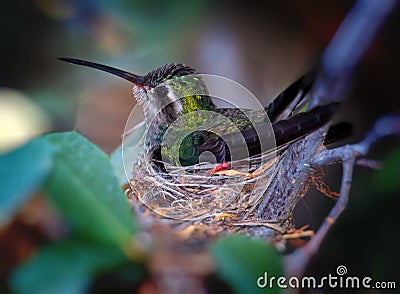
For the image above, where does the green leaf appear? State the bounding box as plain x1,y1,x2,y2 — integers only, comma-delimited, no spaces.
373,147,400,193
10,240,131,294
211,235,283,294
0,138,53,226
43,132,136,249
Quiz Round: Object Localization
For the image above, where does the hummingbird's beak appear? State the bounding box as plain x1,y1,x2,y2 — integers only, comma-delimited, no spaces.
58,58,147,90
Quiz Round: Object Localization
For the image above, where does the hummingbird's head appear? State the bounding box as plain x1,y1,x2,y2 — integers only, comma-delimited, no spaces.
138,63,215,123
59,58,216,126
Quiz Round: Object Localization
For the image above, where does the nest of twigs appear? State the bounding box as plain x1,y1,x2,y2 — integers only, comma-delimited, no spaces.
128,151,280,222
126,148,317,243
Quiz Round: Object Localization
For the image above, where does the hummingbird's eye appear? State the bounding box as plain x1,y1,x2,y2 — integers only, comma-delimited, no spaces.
155,86,169,98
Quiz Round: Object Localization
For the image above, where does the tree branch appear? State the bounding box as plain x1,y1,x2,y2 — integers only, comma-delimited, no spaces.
286,113,400,277
310,0,397,107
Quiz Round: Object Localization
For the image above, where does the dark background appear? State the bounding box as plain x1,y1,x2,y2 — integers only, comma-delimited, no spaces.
1,0,399,292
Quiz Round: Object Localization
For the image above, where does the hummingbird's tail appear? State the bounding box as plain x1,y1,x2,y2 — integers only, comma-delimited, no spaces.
266,70,316,122
265,71,352,146
323,122,353,145
272,102,339,146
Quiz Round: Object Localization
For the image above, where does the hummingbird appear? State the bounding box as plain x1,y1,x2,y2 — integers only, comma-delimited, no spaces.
59,58,341,169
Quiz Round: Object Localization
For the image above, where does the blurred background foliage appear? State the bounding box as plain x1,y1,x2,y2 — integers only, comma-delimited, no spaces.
1,0,400,293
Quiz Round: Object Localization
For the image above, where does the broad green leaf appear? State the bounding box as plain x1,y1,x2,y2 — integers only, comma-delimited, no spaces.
373,147,400,193
10,240,132,294
211,235,283,294
0,138,53,226
43,132,136,249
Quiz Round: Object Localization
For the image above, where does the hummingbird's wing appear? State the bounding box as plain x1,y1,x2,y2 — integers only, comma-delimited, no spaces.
215,103,339,160
198,102,338,163
271,102,339,146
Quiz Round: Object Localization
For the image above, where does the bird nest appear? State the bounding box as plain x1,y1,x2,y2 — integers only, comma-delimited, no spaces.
128,151,279,222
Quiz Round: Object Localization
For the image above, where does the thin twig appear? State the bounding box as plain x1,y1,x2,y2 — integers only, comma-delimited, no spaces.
231,221,286,234
285,148,356,277
356,158,382,170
